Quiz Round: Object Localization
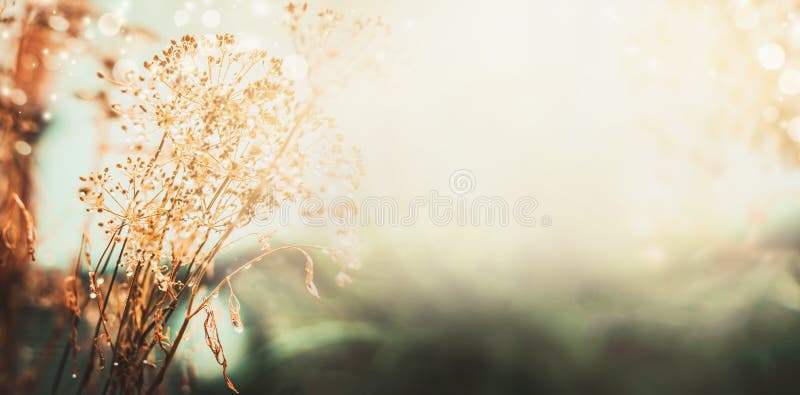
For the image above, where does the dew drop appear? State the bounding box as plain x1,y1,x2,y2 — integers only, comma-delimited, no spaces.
9,89,27,105
89,292,97,299
232,319,244,333
14,141,32,156
48,15,70,32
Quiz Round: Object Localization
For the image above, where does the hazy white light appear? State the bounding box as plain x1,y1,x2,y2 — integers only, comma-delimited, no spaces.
762,106,780,124
758,43,785,70
788,117,800,142
641,245,666,267
252,1,269,16
779,69,800,95
733,5,759,30
202,9,220,28
240,37,261,50
789,23,800,49
98,13,122,36
174,10,190,27
606,6,618,23
282,54,308,81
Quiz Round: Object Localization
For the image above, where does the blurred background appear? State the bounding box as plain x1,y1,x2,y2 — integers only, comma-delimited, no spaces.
16,0,800,393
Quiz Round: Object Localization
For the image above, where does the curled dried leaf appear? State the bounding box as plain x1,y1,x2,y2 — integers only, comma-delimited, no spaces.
227,279,242,333
63,276,81,317
203,306,238,393
2,193,37,260
153,307,170,354
293,247,319,299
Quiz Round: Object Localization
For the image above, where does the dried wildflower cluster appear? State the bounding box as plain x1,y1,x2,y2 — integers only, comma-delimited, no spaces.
83,33,363,281
66,4,386,393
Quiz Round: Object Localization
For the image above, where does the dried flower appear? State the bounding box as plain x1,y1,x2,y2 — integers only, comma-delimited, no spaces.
70,4,386,393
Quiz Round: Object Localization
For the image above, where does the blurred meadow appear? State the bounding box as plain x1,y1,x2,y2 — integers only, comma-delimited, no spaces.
6,0,800,394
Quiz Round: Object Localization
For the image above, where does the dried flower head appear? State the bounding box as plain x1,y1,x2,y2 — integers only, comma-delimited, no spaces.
82,33,362,292
69,3,386,392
